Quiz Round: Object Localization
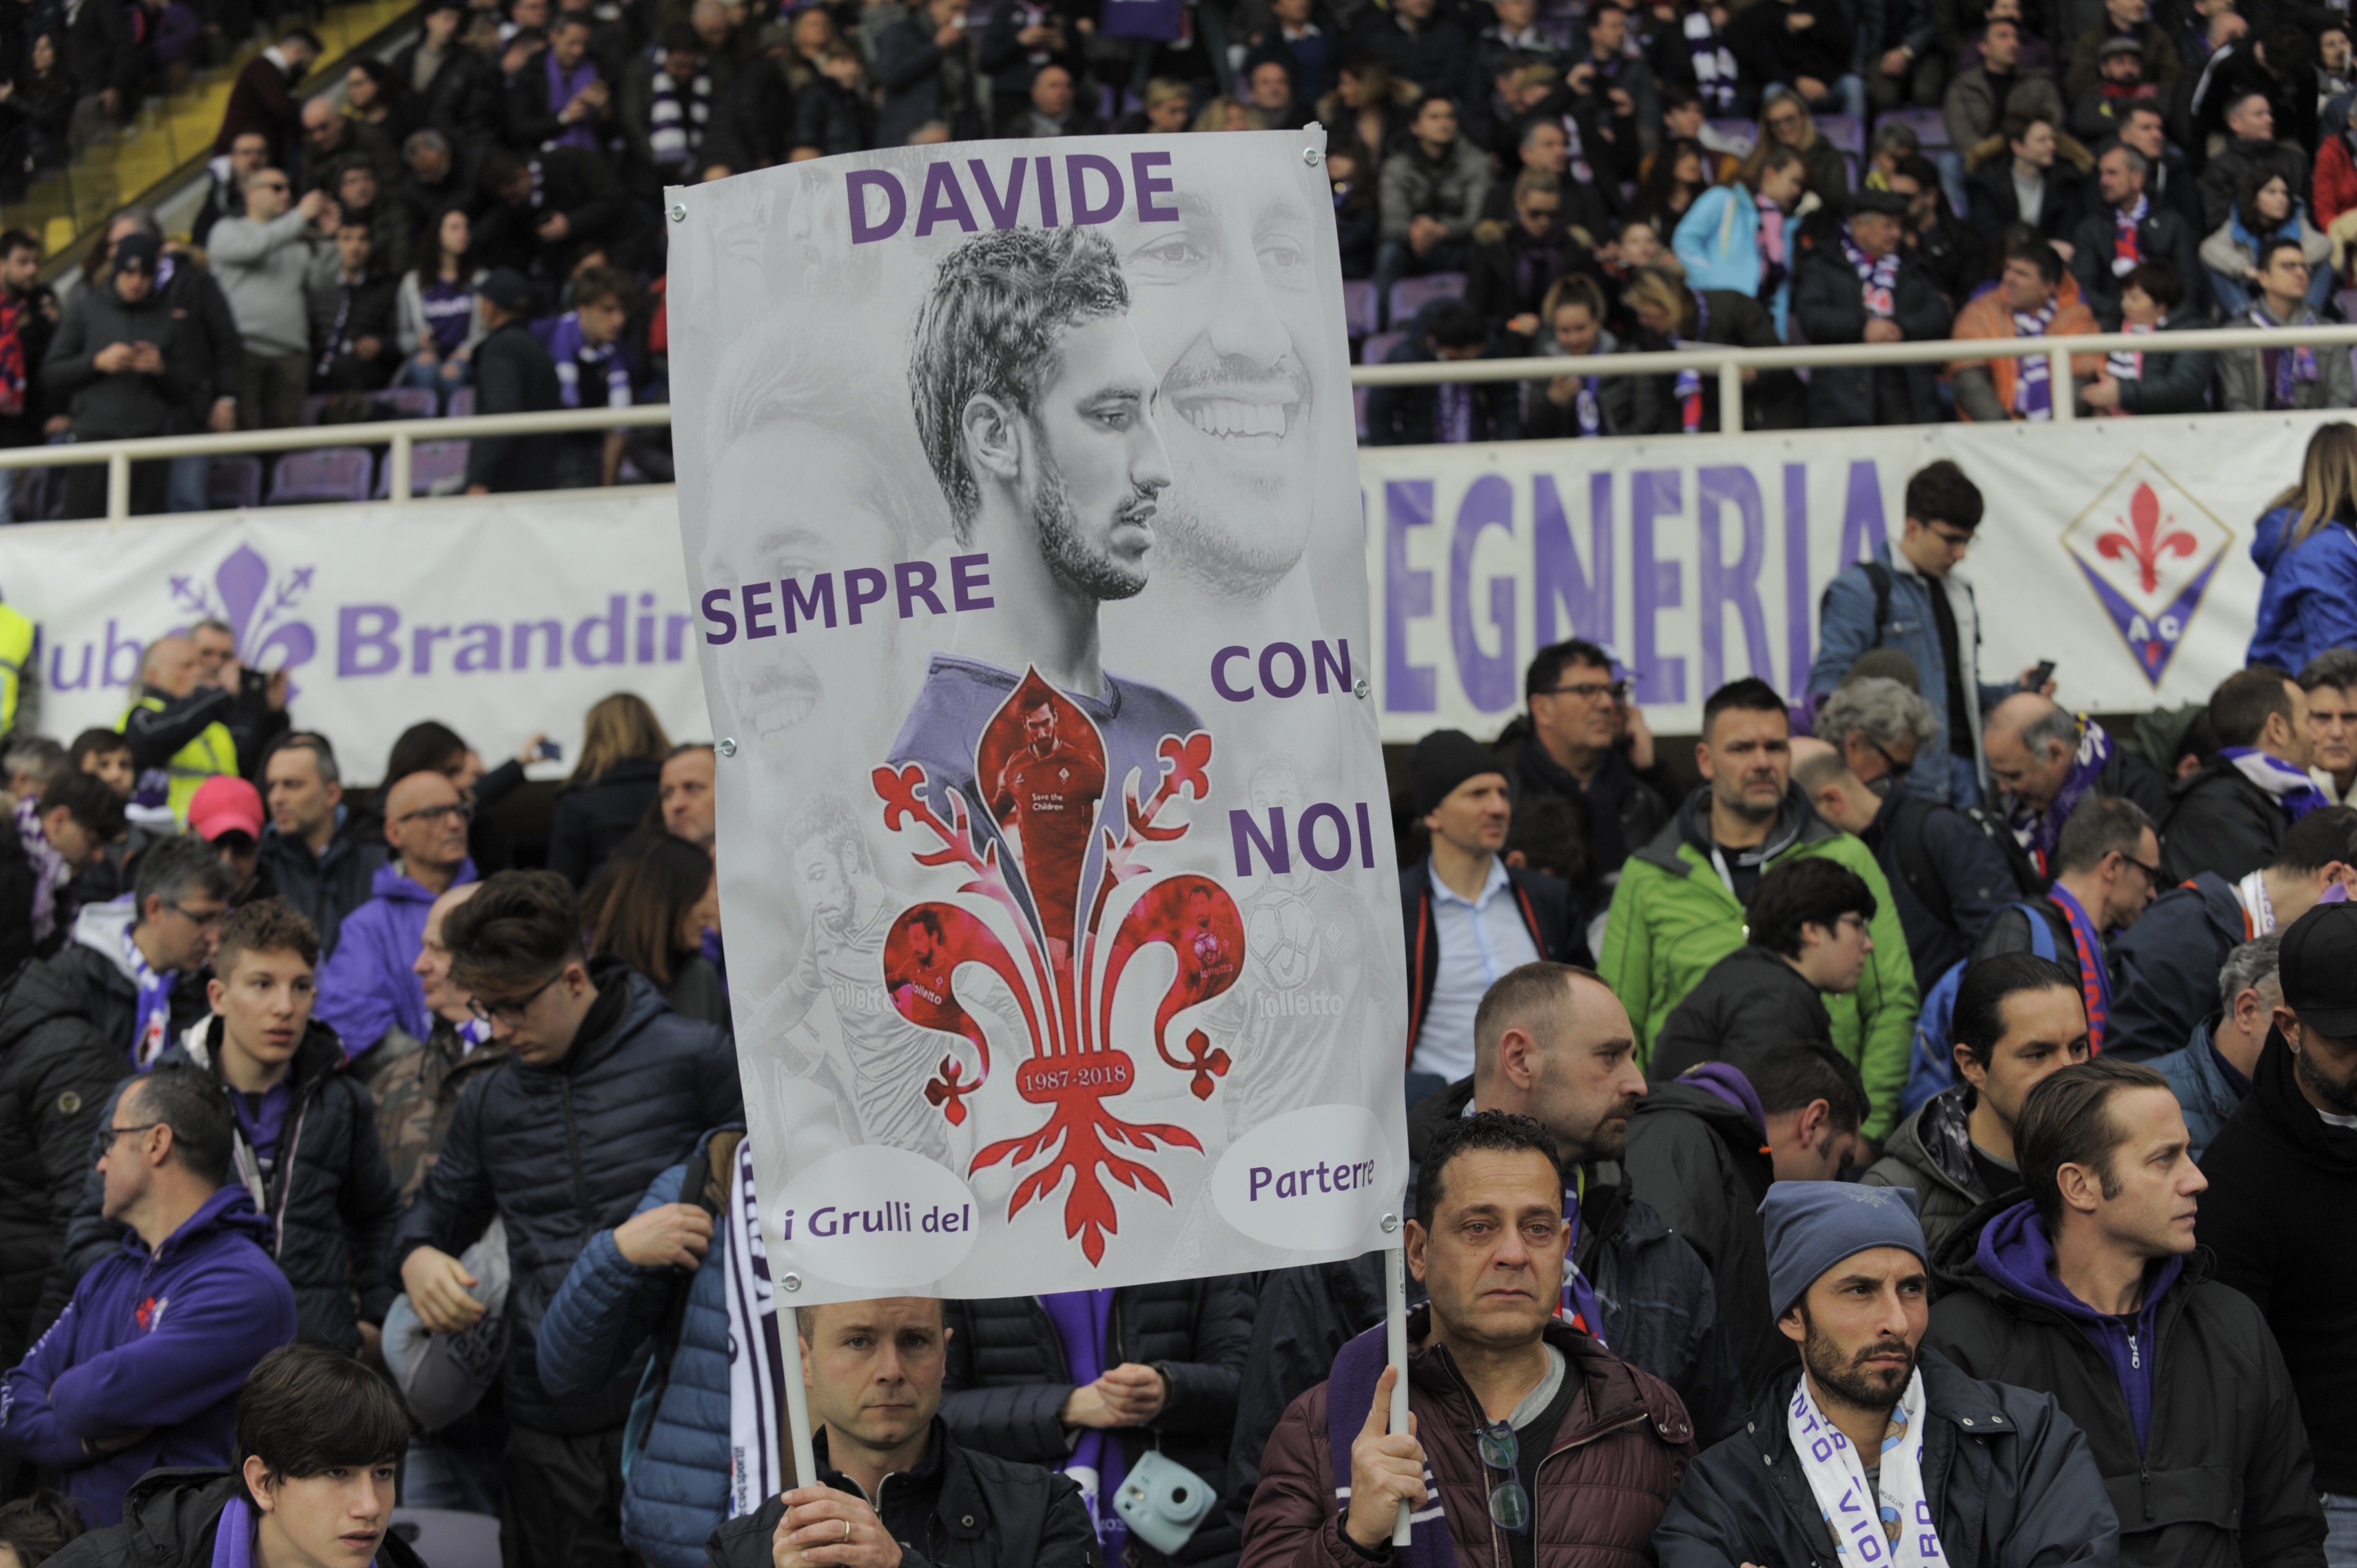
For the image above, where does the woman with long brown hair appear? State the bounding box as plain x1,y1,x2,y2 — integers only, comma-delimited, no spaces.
2249,422,2357,670
547,693,671,886
583,828,727,1025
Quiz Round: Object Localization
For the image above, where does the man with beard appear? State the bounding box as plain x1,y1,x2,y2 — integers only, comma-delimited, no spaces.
2200,901,2357,1549
1655,1182,2117,1568
892,225,1199,933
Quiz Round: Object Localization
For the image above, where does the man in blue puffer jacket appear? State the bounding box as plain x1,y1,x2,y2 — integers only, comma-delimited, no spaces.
390,870,742,1568
536,1125,740,1568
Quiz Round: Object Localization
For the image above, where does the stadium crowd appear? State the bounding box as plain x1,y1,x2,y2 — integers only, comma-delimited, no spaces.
0,441,2355,1568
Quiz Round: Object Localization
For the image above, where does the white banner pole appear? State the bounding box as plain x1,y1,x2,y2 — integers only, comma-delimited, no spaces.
1385,1242,1412,1547
776,1306,819,1493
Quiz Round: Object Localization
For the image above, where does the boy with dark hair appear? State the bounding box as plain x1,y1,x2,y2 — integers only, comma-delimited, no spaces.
550,264,641,488
1651,858,1879,1080
50,1341,426,1567
1928,1060,2325,1568
1492,638,1676,911
1365,296,1522,445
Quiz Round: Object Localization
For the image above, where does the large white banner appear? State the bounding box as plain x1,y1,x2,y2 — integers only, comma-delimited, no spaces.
0,492,709,776
1363,411,2323,741
666,131,1407,1303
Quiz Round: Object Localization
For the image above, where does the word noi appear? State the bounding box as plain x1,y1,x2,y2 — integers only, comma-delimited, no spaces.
699,554,993,643
848,152,1177,244
1247,1158,1379,1201
1231,802,1380,877
777,1202,974,1238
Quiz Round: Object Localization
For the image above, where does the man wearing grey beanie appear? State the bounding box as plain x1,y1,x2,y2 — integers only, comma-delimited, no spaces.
1656,1181,2118,1568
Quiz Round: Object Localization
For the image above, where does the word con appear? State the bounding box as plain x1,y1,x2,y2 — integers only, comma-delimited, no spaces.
849,153,1177,244
1210,639,1355,703
1231,802,1380,876
1247,1159,1380,1201
776,1202,973,1239
700,554,992,643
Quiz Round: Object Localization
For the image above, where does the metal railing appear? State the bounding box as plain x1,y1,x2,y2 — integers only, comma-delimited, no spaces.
24,321,2357,520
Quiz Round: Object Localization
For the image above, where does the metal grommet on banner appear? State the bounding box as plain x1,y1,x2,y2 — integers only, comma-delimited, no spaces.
1378,1211,1398,1234
718,737,738,757
668,203,688,223
1352,678,1370,699
1302,147,1322,166
780,1272,802,1292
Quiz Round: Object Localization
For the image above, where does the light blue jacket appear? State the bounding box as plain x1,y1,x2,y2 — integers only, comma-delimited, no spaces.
2149,1019,2249,1163
1672,184,1790,337
535,1134,734,1568
1808,541,2015,806
2247,503,2357,674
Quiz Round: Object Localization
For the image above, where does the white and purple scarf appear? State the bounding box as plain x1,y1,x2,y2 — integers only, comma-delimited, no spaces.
1682,7,1737,112
14,795,68,946
2224,745,2331,823
2011,297,2060,420
122,916,174,1069
1840,224,1898,318
723,1136,785,1519
1789,1367,1945,1568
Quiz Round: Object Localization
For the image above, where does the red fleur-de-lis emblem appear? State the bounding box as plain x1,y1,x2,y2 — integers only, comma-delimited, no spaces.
2095,482,2198,595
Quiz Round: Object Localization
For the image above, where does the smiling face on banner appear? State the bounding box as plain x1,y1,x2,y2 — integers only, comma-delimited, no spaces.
667,131,1402,1304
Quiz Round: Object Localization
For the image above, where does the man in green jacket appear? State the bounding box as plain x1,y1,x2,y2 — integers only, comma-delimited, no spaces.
1599,677,1919,1139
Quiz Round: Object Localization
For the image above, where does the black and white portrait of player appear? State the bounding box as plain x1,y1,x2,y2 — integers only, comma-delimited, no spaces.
890,224,1206,951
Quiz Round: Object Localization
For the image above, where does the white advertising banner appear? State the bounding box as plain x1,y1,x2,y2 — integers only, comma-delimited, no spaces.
1361,411,2325,741
0,491,709,774
665,131,1407,1303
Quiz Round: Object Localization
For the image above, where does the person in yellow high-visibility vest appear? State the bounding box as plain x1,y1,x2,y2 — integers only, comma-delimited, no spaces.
117,634,238,828
0,600,31,736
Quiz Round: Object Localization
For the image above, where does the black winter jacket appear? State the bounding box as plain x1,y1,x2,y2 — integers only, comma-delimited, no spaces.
1623,1079,1784,1396
46,1469,429,1568
0,958,134,1364
2161,759,2288,885
1493,725,1677,911
1862,781,2032,984
1791,243,1952,427
150,252,246,431
705,1424,1102,1568
2105,873,2247,1061
462,319,562,493
1860,1085,2009,1256
258,814,389,962
392,964,743,1434
548,757,663,888
1928,1224,2326,1568
42,282,201,440
2199,1031,2357,1494
39,917,213,1070
1655,1351,2119,1568
942,1280,1252,1566
1649,945,1834,1084
61,1017,402,1355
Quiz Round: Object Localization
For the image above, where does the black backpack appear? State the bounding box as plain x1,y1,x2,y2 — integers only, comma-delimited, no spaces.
1885,791,2045,931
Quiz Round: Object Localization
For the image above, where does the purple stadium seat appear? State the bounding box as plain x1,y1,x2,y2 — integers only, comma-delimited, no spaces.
374,440,470,498
1706,118,1758,156
1354,385,1369,441
1361,330,1406,367
1880,106,1949,149
1341,278,1380,339
300,395,328,426
1815,113,1865,154
207,456,263,510
269,447,375,505
1386,272,1466,326
377,388,440,421
446,386,476,419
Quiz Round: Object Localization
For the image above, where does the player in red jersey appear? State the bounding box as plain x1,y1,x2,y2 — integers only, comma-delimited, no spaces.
990,700,1107,954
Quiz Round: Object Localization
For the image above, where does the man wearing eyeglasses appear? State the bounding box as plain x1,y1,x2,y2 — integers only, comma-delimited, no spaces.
1969,795,2160,1059
315,771,477,1060
1807,460,2052,809
1241,1110,1695,1566
392,869,740,1568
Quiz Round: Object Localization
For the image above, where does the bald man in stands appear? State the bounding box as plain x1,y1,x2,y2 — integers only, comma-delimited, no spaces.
118,635,239,829
1981,693,2171,874
316,772,479,1058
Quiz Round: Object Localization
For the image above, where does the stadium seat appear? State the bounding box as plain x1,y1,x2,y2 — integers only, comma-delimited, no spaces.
269,448,375,506
207,456,264,510
1880,106,1950,149
446,386,476,419
1341,278,1380,339
388,1511,498,1568
1387,272,1466,326
378,388,440,421
1815,113,1865,154
1361,329,1406,367
374,440,471,498
1354,385,1369,441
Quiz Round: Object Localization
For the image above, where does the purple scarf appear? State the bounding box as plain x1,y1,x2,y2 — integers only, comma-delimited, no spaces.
548,310,631,410
2222,746,2330,823
543,50,603,151
1436,382,1475,443
1840,223,1898,318
1326,1321,1453,1568
2006,716,2113,873
209,1494,379,1568
2012,297,2060,419
2251,305,2321,409
121,911,176,1069
15,795,68,945
1040,1290,1128,1559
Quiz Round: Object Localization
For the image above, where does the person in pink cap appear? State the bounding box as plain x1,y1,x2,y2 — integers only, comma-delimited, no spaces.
187,775,273,906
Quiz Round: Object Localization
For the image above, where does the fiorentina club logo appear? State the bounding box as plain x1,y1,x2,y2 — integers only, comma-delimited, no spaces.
2058,458,2232,687
869,673,1244,1264
168,544,318,688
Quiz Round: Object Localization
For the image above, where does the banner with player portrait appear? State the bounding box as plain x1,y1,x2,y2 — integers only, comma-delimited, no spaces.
665,130,1407,1307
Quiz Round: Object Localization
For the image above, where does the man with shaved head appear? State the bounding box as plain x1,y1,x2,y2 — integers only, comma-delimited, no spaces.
316,771,477,1056
1983,693,2170,875
117,633,239,829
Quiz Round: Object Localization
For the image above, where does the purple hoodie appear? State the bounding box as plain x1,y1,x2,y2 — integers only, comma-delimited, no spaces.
314,858,476,1056
0,1184,297,1525
1681,1061,1769,1134
1975,1198,2182,1452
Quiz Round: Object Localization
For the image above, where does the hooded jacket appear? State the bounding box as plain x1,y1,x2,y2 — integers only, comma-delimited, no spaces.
1861,1084,2010,1255
58,1015,401,1354
40,279,200,440
2106,874,2248,1062
2160,759,2290,884
0,1185,297,1526
1927,1199,2325,1568
313,858,475,1055
941,1280,1253,1567
1623,1069,1786,1395
256,809,388,962
1241,1306,1695,1568
1655,1350,2118,1568
2197,1031,2357,1493
2147,1021,2248,1162
1649,945,1834,1084
42,898,213,1067
391,965,743,1435
2248,507,2357,674
0,957,135,1365
1599,784,1919,1138
47,1468,425,1568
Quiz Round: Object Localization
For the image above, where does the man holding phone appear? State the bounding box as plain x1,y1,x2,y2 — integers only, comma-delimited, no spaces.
1807,460,2055,808
190,616,292,773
